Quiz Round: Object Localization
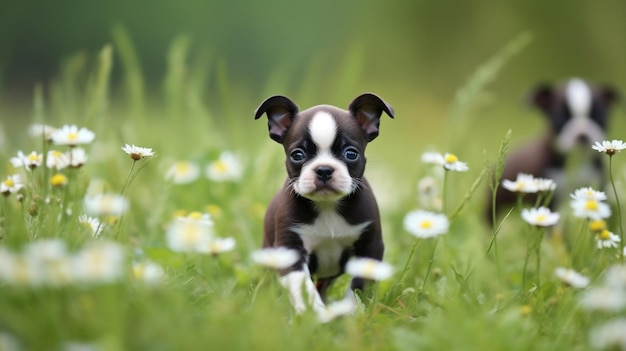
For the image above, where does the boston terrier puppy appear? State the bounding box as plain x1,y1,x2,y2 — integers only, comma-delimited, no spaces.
255,93,394,314
488,78,618,222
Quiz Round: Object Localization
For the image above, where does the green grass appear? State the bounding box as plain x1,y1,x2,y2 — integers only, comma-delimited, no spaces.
1,37,626,351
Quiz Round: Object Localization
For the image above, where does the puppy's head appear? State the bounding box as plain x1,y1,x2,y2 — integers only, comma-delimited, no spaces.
255,93,394,203
530,78,619,153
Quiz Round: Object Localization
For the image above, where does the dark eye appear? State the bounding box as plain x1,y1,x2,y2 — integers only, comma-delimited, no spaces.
343,147,359,161
290,149,306,163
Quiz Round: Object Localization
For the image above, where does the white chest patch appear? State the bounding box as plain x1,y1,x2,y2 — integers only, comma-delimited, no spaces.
291,210,370,278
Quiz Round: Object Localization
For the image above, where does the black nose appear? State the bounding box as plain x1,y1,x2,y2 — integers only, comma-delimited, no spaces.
315,166,334,182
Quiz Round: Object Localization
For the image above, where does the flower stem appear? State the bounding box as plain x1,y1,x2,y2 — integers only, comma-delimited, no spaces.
608,155,624,262
421,237,440,291
120,161,137,196
442,170,449,214
389,238,423,294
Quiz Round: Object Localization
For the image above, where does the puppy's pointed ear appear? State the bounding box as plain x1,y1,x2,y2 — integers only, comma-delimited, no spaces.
528,84,554,115
348,93,394,142
598,85,619,108
255,95,299,143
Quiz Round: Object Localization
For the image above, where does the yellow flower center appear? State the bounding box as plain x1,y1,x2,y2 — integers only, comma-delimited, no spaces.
213,160,228,174
420,220,433,229
362,260,376,277
188,211,203,220
50,173,68,187
520,305,532,316
444,154,458,164
182,224,201,243
4,178,14,187
27,154,40,162
585,200,598,211
52,150,63,158
598,230,611,240
176,162,189,173
68,132,78,140
205,204,222,218
536,214,547,223
589,219,607,233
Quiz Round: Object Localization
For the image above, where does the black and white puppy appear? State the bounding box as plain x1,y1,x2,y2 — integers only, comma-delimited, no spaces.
255,93,394,313
489,78,618,220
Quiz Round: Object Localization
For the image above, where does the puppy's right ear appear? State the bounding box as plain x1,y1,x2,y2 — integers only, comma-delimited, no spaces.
528,83,554,115
255,96,299,143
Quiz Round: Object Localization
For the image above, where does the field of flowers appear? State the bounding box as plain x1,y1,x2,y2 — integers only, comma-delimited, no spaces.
1,43,626,351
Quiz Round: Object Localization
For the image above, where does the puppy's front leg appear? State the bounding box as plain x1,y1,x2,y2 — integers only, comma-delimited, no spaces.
280,265,325,314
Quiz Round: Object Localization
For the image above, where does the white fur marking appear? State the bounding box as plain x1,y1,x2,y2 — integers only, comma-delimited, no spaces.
566,78,593,118
309,111,337,151
291,210,370,278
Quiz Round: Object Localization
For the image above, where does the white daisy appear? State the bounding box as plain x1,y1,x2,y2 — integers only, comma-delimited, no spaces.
251,247,300,270
570,187,608,202
421,152,468,172
166,216,214,253
317,298,357,323
534,177,557,192
345,257,393,281
66,147,88,168
1,175,24,196
571,198,611,220
121,144,155,160
521,207,560,227
554,267,589,288
78,215,104,237
206,151,244,181
46,150,70,170
24,239,72,286
198,237,236,255
71,241,125,284
166,161,201,184
132,260,165,284
403,210,449,238
590,319,626,351
84,194,129,217
580,286,626,312
10,151,43,170
592,139,626,156
501,173,539,193
51,124,95,146
595,230,621,249
28,123,57,141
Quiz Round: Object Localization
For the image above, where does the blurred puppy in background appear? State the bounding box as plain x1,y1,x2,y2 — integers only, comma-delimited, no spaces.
487,78,619,222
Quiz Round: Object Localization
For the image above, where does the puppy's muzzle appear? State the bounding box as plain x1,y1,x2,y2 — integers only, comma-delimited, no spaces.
315,166,334,183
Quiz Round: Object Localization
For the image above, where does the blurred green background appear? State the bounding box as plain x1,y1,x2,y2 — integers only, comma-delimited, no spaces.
0,0,625,155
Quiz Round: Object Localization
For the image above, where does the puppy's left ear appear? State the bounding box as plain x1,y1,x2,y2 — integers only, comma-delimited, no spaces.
255,95,299,143
349,93,395,142
598,85,620,108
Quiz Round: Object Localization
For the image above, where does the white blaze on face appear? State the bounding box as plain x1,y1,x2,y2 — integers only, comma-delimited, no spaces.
293,111,354,199
557,78,605,153
566,78,593,118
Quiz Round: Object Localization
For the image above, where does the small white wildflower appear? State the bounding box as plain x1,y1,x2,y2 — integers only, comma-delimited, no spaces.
166,216,214,253
10,151,43,170
534,177,557,192
595,230,621,249
46,150,70,170
24,239,72,286
345,257,393,281
571,198,611,220
570,187,608,202
589,318,626,350
65,147,88,168
28,123,57,141
51,125,95,146
501,173,539,193
84,194,129,217
198,237,236,255
132,260,165,284
251,247,300,270
78,215,104,237
521,207,560,227
403,210,449,238
165,161,201,184
1,175,24,196
71,241,125,284
554,267,589,288
206,151,244,181
421,152,468,172
122,144,155,160
580,286,626,312
592,139,626,156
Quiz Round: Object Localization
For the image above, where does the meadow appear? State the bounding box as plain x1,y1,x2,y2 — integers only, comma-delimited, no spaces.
1,35,626,351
